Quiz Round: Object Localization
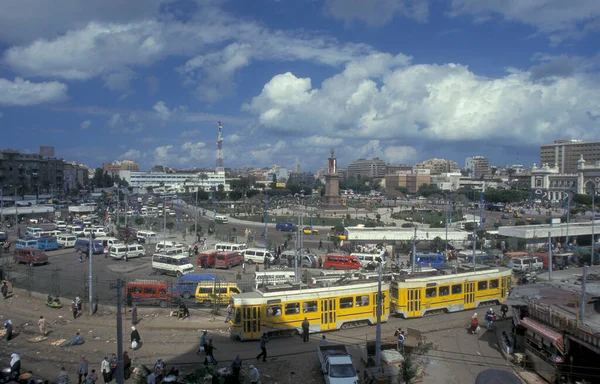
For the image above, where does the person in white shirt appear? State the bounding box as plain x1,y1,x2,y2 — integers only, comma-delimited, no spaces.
248,365,259,384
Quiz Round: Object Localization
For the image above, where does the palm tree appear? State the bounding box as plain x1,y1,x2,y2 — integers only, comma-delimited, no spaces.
199,173,208,191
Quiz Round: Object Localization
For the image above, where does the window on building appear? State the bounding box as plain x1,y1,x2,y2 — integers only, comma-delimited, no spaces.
425,288,437,298
284,302,300,315
266,305,282,317
340,297,353,309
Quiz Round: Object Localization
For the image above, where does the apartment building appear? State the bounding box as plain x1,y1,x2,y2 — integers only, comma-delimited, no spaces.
465,156,490,179
347,158,387,179
540,139,600,174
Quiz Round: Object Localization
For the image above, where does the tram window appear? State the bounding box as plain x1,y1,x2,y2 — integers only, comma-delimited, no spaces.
478,281,488,290
340,297,353,309
391,288,398,299
490,279,499,289
303,301,318,313
439,286,450,296
452,284,462,294
235,310,241,323
285,302,300,315
356,295,369,307
266,305,282,317
425,288,437,298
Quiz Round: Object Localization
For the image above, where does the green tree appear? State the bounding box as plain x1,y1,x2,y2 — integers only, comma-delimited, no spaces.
395,186,410,195
417,183,443,197
229,190,243,201
134,217,144,226
166,221,175,233
271,174,277,189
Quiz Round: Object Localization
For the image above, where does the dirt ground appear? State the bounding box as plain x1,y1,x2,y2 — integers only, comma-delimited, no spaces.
0,289,323,384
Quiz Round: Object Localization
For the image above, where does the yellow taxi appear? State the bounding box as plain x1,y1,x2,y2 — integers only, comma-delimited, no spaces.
303,227,318,235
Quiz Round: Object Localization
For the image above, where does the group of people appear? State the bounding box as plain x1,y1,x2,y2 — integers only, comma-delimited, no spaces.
196,330,263,384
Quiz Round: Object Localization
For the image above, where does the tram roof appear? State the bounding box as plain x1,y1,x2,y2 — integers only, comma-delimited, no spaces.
394,266,512,285
344,226,469,242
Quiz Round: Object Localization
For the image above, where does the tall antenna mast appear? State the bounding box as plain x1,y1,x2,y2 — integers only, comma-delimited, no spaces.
216,121,224,172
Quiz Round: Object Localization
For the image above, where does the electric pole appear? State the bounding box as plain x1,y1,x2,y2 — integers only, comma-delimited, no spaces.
88,231,93,315
115,279,124,384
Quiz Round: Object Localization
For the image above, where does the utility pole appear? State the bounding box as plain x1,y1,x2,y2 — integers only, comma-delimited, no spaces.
592,188,595,267
566,195,571,245
548,231,553,281
375,257,383,369
411,226,417,273
580,264,587,323
264,189,268,248
0,185,7,225
115,187,119,229
295,198,300,282
88,231,93,315
194,187,198,239
15,186,18,225
115,279,124,384
163,196,167,248
472,191,477,269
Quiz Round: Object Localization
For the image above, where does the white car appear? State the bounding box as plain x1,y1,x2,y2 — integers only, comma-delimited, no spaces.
54,221,67,230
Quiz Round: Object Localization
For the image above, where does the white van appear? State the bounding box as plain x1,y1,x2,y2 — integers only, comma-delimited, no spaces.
214,243,247,252
82,227,107,237
66,225,83,234
136,231,158,244
512,257,543,272
151,254,194,277
351,253,386,268
96,237,122,253
54,221,67,230
127,244,146,259
281,251,317,268
109,244,129,260
155,241,186,253
35,230,62,238
26,227,44,237
254,271,295,288
243,248,274,264
57,235,77,248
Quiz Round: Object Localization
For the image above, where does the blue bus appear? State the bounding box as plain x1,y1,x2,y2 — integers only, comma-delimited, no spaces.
74,238,104,254
415,253,447,268
275,222,297,232
36,236,59,251
175,273,218,299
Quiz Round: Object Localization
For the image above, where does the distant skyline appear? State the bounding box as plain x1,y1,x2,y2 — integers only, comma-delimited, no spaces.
1,0,599,171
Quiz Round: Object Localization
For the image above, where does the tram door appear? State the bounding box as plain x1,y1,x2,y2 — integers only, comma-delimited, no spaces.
464,282,475,309
407,289,421,317
242,306,261,340
501,277,508,299
321,299,337,331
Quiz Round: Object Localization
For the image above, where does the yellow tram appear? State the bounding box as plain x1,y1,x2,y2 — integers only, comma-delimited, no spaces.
229,280,389,340
390,267,512,318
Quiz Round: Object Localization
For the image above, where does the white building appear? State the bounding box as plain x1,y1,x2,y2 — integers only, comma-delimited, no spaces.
119,170,229,192
431,172,462,191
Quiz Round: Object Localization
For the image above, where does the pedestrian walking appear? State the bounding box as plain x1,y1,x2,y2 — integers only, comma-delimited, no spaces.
470,313,479,335
101,357,111,383
72,300,78,319
397,330,405,353
4,319,13,341
123,352,131,380
58,367,70,384
248,365,259,384
197,330,208,354
225,303,233,323
318,240,323,250
203,339,217,365
301,317,310,343
131,304,138,325
1,281,8,299
318,256,323,269
231,355,242,379
109,354,118,379
38,315,47,336
131,326,141,350
77,356,89,384
500,304,508,320
256,333,269,362
242,261,246,274
85,370,98,384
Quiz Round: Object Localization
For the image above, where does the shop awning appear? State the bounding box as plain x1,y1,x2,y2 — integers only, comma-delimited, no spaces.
521,317,564,354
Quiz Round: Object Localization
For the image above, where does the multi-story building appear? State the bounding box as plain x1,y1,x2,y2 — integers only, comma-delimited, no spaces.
414,158,460,175
288,172,315,185
465,156,490,179
540,139,600,174
347,158,387,179
386,164,413,175
384,173,431,196
0,149,88,195
103,160,139,176
118,170,228,192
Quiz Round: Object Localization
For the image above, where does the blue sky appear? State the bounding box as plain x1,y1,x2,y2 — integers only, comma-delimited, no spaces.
0,0,599,172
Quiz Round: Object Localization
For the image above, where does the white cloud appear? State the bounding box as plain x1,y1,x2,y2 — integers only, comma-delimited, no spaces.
153,101,186,122
119,149,142,160
245,55,600,146
449,0,600,43
180,129,202,138
297,136,344,147
80,120,92,130
107,112,143,134
325,0,429,26
0,77,68,106
108,113,124,128
152,142,208,167
384,146,418,163
4,9,374,101
0,0,167,44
